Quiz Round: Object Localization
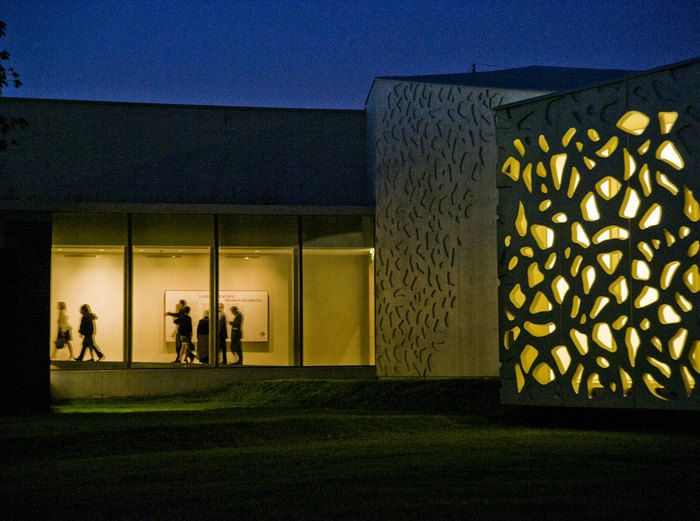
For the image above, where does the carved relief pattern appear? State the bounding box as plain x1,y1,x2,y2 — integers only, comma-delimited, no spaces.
497,64,699,406
374,82,504,376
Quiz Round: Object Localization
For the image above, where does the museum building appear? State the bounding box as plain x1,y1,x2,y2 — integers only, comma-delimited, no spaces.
1,58,697,413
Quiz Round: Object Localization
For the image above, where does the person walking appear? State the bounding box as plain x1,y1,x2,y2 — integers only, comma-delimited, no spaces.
75,304,104,361
52,301,75,360
229,306,244,366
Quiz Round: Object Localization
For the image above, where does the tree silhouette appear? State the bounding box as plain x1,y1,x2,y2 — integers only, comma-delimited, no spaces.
1,20,28,150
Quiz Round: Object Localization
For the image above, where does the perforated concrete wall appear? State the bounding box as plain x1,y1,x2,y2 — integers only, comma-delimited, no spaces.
496,59,699,408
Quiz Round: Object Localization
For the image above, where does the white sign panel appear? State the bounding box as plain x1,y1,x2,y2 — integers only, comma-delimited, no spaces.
164,290,269,343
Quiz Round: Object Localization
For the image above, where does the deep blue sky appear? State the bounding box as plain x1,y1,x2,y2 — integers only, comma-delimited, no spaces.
2,0,699,109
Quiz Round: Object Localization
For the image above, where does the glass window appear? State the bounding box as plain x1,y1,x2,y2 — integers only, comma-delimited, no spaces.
218,215,297,366
50,213,126,363
302,216,375,366
132,214,213,363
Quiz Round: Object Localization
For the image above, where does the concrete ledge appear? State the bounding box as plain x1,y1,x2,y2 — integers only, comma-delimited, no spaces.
50,366,377,400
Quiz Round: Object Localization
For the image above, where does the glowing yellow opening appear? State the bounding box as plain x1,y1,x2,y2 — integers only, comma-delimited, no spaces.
640,318,650,331
625,327,640,367
572,363,584,394
655,171,679,195
678,226,690,239
658,304,681,325
639,203,662,230
647,357,672,379
589,296,610,319
660,261,681,290
669,328,688,360
551,345,571,374
538,135,550,153
551,212,567,224
551,275,569,304
504,235,512,247
587,129,600,142
680,366,695,397
592,226,629,244
639,164,652,196
581,265,596,294
581,192,600,221
544,253,557,270
515,363,525,392
583,156,596,170
529,291,553,314
664,230,676,248
505,308,515,321
596,356,610,368
608,275,629,304
658,111,678,134
520,246,534,258
571,294,581,319
656,140,684,170
570,255,583,277
536,161,547,178
683,187,699,222
597,250,623,275
504,326,521,349
675,292,693,312
631,259,651,280
570,328,589,355
508,256,519,270
619,367,633,396
623,148,637,180
531,224,555,250
520,344,539,373
515,202,528,237
616,110,650,136
550,153,567,190
539,199,552,212
684,265,699,293
527,262,545,288
637,139,650,155
513,139,526,157
522,163,533,193
618,187,641,219
596,136,618,158
592,322,617,352
651,336,662,352
587,373,603,399
638,241,654,262
689,240,700,257
509,284,527,309
501,157,520,181
690,341,700,374
532,362,556,385
562,128,576,147
612,315,628,330
567,167,581,198
596,176,622,200
571,222,590,248
524,321,556,337
634,285,659,308
642,373,668,400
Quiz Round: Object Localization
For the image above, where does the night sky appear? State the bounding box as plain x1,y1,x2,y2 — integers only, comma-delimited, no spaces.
2,0,699,109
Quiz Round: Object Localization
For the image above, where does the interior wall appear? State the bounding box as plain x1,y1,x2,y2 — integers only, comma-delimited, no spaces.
219,251,295,366
132,252,210,362
50,251,124,361
303,251,372,365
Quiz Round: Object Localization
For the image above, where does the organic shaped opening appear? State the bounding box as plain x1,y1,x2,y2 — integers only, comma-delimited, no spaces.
520,246,534,258
687,241,700,259
647,356,672,378
638,241,654,262
587,373,604,399
541,184,548,195
675,292,692,312
572,363,584,394
505,307,515,321
658,304,681,324
617,111,650,136
587,129,600,141
612,315,628,330
634,285,659,308
529,291,553,314
565,247,571,259
596,136,619,158
589,296,610,319
504,235,512,247
597,250,623,275
679,226,690,239
619,367,633,396
596,176,622,200
664,230,676,248
522,163,533,193
502,157,520,181
513,139,525,157
658,112,678,135
651,336,663,352
592,226,629,244
642,373,668,400
638,139,651,155
570,328,589,355
631,259,651,280
625,327,640,367
562,128,576,147
669,328,688,360
691,341,700,374
656,171,679,195
683,187,699,222
639,164,652,196
652,239,661,249
680,366,695,397
639,203,662,230
504,326,521,349
567,167,581,198
520,344,539,373
509,284,527,308
508,256,519,270
524,321,556,337
592,322,617,352
660,260,681,289
570,295,581,318
528,262,545,288
531,224,555,250
551,153,567,190
539,199,552,212
608,275,629,304
640,318,651,331
596,356,610,368
552,212,568,224
551,275,570,304
570,255,583,277
551,345,571,374
581,265,596,294
579,314,587,325
538,135,550,153
536,162,547,178
545,253,557,270
571,222,590,248
684,265,699,293
516,202,528,237
532,362,555,385
619,187,641,219
583,156,596,170
515,363,525,392
581,192,601,221
656,141,684,170
623,148,637,180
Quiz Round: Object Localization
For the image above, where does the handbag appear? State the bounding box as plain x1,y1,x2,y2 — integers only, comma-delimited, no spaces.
55,337,66,349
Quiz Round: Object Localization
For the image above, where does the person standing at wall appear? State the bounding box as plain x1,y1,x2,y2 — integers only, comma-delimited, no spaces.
196,309,209,364
51,301,74,360
217,303,228,365
165,299,187,363
229,306,243,366
75,304,104,361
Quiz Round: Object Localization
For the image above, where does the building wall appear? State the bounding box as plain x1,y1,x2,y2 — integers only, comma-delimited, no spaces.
368,80,549,377
0,99,369,207
496,59,699,408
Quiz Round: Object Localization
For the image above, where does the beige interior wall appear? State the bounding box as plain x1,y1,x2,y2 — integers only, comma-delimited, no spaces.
50,251,124,360
303,250,373,365
219,250,295,366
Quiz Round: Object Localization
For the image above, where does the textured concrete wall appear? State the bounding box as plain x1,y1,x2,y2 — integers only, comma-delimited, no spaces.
496,60,699,409
368,80,548,377
0,99,369,207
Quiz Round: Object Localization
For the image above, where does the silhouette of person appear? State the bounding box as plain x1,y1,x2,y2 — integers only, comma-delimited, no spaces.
217,303,228,364
175,305,194,363
196,309,210,364
229,306,243,366
52,301,75,360
165,299,187,362
75,304,104,361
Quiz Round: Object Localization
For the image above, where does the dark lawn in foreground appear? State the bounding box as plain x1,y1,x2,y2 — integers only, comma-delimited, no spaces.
1,380,698,520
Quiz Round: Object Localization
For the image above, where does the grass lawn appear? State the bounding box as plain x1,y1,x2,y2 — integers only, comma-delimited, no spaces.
1,379,698,520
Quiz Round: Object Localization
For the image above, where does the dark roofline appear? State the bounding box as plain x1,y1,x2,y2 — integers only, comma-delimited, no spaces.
495,56,700,111
0,95,364,115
